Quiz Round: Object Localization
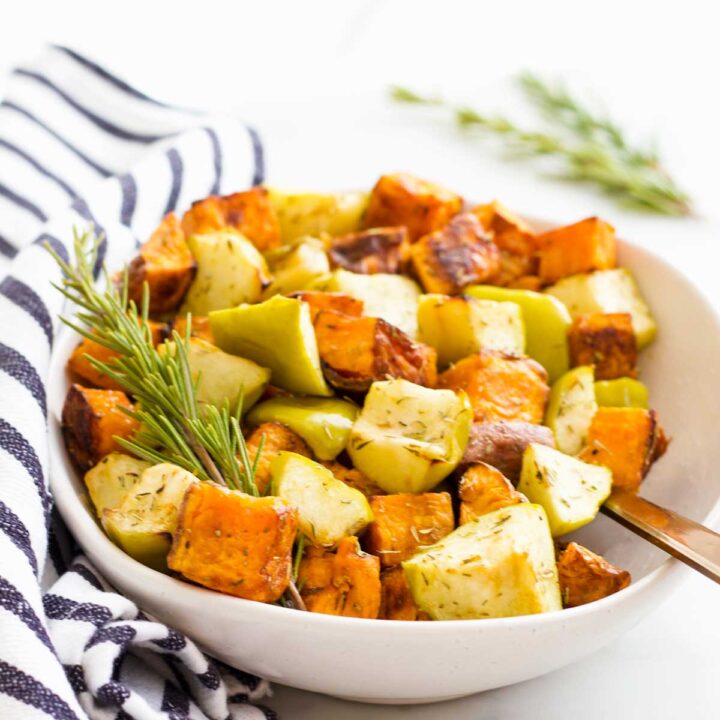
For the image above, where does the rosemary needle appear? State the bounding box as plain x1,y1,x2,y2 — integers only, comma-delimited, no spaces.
390,74,692,217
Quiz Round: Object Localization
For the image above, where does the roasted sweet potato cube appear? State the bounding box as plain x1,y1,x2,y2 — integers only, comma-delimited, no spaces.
379,566,430,621
458,421,555,483
168,483,296,602
68,321,168,390
328,226,410,275
62,384,139,471
458,463,527,524
181,187,281,251
537,217,616,284
314,310,437,392
365,492,454,567
508,275,543,292
258,385,293,401
438,351,549,424
580,407,668,491
568,313,637,380
298,536,381,618
557,542,630,607
472,201,538,285
411,213,501,295
495,256,534,288
288,291,364,322
68,337,125,391
242,422,311,495
363,173,463,242
322,461,386,498
171,314,214,343
652,425,670,463
473,201,536,242
126,213,197,313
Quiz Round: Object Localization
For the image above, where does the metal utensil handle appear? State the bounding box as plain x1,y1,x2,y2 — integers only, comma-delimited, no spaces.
601,490,720,584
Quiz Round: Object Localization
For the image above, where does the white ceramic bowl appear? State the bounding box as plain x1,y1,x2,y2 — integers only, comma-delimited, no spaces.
48,238,720,704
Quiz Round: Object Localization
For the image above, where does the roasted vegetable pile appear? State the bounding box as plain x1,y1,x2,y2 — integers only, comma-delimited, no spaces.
62,174,668,620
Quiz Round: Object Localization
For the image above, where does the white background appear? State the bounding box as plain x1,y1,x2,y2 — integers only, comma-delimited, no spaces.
1,1,719,717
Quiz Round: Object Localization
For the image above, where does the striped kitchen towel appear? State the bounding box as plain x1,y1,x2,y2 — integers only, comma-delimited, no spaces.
0,46,276,719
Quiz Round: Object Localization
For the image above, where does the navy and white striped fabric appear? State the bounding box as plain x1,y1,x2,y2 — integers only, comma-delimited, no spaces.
0,46,276,719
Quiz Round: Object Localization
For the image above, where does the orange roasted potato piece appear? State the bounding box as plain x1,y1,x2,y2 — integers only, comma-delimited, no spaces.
62,384,139,471
458,462,527,524
411,213,501,295
322,461,386,498
314,309,437,392
365,492,454,567
557,542,630,607
580,407,668,491
363,173,463,242
472,201,538,285
379,566,430,621
438,351,549,424
568,313,637,380
242,422,312,495
288,291,364,322
171,314,214,343
298,536,381,618
181,187,281,251
168,483,297,602
258,385,293,401
537,216,616,284
68,320,168,390
508,275,543,292
68,337,124,390
458,420,555,483
126,213,197,313
328,226,410,275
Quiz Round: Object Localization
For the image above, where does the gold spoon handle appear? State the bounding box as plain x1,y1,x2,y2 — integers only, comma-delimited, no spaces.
601,490,720,584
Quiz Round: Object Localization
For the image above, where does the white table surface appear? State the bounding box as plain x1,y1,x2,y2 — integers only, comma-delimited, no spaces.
2,2,719,718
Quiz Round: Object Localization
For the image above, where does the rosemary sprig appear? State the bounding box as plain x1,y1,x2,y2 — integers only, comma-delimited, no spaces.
49,230,309,609
47,228,258,495
390,74,692,217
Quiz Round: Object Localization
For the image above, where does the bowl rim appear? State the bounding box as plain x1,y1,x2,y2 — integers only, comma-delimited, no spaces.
48,235,720,632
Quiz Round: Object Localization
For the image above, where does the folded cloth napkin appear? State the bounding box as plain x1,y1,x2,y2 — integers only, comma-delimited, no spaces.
0,46,276,719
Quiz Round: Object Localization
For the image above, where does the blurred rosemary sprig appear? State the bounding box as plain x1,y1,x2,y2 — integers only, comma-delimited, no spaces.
390,74,692,217
47,229,259,496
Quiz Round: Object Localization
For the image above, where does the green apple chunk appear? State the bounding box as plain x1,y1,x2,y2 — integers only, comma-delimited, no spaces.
181,231,271,314
163,338,270,414
466,285,571,382
517,443,612,537
262,238,330,298
347,378,472,494
545,268,657,349
403,503,562,619
544,366,598,455
417,293,525,367
247,396,358,460
270,452,373,546
315,269,421,338
84,453,151,521
103,463,199,571
209,295,332,396
595,378,649,409
267,189,369,243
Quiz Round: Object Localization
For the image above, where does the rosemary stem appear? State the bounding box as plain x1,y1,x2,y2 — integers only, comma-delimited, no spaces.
286,580,307,612
182,427,227,487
